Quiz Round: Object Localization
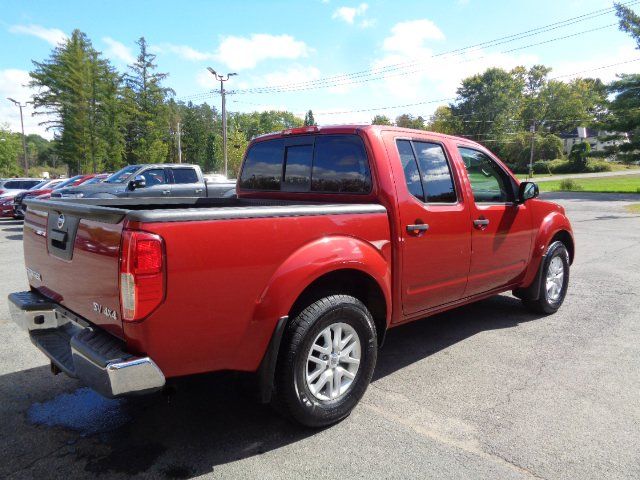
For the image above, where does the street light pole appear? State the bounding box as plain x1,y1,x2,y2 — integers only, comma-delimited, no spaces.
7,98,28,176
528,121,536,179
207,67,237,178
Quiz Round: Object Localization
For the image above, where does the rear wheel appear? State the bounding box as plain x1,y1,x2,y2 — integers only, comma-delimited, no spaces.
523,241,570,314
273,295,377,427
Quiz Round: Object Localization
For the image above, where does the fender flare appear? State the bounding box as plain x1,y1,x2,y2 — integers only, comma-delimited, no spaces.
248,235,392,403
517,211,574,297
253,235,392,326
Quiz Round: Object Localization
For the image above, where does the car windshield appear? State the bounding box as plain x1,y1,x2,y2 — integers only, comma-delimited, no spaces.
81,176,106,185
104,165,139,183
53,176,82,190
29,181,49,190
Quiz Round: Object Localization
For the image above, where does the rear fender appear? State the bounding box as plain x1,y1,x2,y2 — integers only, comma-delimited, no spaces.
235,235,392,369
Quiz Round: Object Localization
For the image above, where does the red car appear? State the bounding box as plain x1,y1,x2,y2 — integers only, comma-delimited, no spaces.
9,125,574,427
13,174,100,218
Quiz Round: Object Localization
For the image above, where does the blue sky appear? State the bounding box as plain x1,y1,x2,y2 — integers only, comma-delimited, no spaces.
1,0,639,138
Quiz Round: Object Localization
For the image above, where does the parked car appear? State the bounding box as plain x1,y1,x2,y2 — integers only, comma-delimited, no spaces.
9,125,574,427
52,164,236,199
13,174,100,218
0,179,44,218
11,179,66,219
0,178,42,197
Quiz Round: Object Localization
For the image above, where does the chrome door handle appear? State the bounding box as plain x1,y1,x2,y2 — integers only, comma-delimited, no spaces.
407,224,429,234
473,218,490,227
195,189,203,194
162,190,170,195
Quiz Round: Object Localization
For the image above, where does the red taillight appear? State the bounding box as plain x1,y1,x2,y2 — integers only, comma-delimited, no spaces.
120,230,165,322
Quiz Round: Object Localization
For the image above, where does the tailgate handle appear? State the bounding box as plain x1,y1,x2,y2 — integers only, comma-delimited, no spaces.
49,229,68,243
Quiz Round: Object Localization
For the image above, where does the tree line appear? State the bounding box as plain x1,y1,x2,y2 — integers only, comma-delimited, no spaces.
2,2,639,178
1,30,303,178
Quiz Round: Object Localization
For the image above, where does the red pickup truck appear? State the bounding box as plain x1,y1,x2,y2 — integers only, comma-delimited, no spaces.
9,125,574,427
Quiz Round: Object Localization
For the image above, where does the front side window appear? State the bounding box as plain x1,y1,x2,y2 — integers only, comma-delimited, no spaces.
458,147,513,203
396,139,456,203
140,169,168,187
172,168,199,184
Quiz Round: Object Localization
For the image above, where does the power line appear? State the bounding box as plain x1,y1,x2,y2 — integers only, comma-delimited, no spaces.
177,0,637,101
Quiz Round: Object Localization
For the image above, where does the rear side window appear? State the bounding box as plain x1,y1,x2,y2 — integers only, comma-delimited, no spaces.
239,135,371,194
172,168,199,184
240,139,284,190
396,140,457,203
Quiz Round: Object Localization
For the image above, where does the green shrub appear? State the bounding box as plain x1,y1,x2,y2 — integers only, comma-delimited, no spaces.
558,179,583,191
584,160,612,173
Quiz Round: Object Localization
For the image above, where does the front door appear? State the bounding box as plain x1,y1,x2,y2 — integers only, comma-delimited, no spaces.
385,134,472,317
456,147,533,296
131,168,172,197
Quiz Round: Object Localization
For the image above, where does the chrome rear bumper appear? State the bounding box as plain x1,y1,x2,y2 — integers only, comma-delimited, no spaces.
8,291,165,397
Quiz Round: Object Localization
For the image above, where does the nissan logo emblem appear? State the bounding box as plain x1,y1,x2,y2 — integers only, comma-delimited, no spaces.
57,214,65,229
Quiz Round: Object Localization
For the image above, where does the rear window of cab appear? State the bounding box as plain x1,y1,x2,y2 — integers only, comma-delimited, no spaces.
239,134,372,194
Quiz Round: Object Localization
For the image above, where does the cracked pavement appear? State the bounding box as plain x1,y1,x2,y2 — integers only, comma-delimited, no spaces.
0,192,639,479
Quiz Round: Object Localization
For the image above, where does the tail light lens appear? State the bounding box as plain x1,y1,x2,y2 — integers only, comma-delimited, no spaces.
120,230,165,322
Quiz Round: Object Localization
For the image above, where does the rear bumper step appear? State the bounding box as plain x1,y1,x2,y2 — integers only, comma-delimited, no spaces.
8,291,165,398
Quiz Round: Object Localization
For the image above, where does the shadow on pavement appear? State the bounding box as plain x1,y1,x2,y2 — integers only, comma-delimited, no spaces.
4,234,23,241
540,191,640,201
1,294,541,478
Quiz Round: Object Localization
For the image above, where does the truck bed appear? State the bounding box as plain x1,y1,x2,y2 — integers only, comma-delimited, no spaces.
22,196,389,376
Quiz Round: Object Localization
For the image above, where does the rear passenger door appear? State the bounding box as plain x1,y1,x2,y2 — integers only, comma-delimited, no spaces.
384,134,471,316
170,167,206,197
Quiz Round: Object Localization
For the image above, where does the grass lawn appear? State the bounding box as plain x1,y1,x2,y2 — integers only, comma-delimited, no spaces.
538,174,640,194
626,204,640,214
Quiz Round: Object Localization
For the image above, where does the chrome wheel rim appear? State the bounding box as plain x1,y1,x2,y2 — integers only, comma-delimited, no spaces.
546,256,565,302
305,322,361,401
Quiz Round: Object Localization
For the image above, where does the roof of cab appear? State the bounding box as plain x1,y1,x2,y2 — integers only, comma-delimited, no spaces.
250,124,486,150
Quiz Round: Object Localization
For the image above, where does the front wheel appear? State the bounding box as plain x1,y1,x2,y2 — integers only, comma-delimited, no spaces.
273,295,377,427
523,241,570,314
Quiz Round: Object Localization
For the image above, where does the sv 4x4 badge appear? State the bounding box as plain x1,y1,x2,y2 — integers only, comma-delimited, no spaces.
93,302,118,321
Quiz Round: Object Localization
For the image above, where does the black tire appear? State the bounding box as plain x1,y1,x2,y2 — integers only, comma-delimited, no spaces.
273,295,377,428
523,241,570,314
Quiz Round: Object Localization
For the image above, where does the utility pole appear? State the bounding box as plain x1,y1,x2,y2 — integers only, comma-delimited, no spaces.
7,98,28,176
177,122,182,163
207,67,237,178
528,121,536,179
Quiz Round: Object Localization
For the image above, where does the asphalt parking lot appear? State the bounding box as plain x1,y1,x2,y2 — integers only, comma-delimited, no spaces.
1,192,638,480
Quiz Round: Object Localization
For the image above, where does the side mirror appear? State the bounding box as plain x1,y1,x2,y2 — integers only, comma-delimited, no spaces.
518,181,539,204
128,175,146,190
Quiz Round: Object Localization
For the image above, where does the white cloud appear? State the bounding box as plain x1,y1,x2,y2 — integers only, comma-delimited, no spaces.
215,34,311,70
8,24,68,46
370,18,540,107
0,69,54,139
153,43,215,61
359,19,377,29
102,37,134,64
332,3,368,24
549,44,639,83
382,19,444,56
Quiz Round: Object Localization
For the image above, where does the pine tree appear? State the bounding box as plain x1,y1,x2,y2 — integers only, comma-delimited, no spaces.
123,37,174,164
30,30,124,173
304,110,316,126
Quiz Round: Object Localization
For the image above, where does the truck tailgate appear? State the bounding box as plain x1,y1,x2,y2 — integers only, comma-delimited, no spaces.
23,200,126,338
